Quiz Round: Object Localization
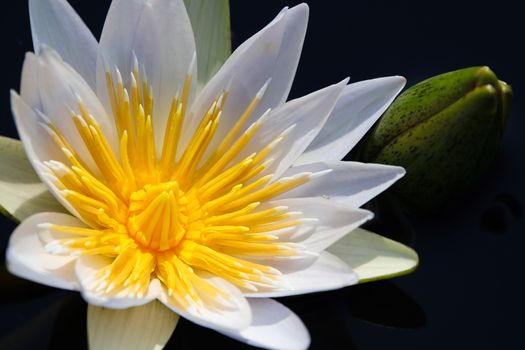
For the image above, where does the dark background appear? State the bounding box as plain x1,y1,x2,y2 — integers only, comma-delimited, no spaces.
1,0,524,349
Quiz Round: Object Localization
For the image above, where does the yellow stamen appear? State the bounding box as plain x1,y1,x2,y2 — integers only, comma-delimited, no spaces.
159,100,183,179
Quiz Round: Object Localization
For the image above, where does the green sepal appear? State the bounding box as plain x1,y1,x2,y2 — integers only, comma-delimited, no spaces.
0,136,66,223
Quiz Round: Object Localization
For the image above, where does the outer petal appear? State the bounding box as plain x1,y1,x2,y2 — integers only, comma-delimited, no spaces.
218,298,310,350
75,256,161,309
296,76,406,165
29,0,98,88
87,301,179,350
158,273,252,331
278,161,405,208
11,92,83,219
96,0,196,155
16,53,72,163
268,198,373,252
182,4,308,157
245,252,358,298
6,212,80,290
23,48,117,168
327,228,419,283
245,79,347,180
13,49,117,218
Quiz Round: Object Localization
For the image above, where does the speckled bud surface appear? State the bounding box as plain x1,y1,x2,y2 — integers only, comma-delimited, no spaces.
361,67,512,212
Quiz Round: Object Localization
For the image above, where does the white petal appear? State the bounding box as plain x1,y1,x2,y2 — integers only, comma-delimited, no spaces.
184,0,231,90
246,79,347,180
278,161,405,208
21,51,43,108
13,50,116,218
36,48,118,161
182,4,308,157
158,274,252,331
0,135,67,222
11,92,83,219
75,255,161,309
245,252,358,298
269,198,373,252
296,76,406,165
6,212,81,290
327,228,419,283
16,48,116,176
12,88,63,164
219,298,310,350
29,0,98,88
87,301,179,350
17,53,69,162
97,0,196,155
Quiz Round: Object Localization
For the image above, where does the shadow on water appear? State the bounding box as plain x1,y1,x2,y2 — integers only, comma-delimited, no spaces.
0,262,55,304
48,294,88,350
346,281,425,329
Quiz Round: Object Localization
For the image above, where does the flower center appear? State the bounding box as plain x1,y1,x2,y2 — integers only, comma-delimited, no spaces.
127,181,189,251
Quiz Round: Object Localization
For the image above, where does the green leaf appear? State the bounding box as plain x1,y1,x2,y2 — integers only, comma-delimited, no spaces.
184,0,231,90
0,135,66,223
328,228,419,283
87,301,179,350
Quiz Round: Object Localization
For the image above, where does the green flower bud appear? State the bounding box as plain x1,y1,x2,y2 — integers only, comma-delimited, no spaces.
360,67,512,212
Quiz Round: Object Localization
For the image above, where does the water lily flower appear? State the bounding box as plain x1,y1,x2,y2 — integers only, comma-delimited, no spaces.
4,0,417,349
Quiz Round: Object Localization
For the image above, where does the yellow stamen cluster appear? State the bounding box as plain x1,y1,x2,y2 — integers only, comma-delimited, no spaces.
39,58,316,304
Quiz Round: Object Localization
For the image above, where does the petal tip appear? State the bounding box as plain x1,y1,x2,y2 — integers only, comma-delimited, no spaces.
10,89,19,100
292,3,310,16
397,166,407,178
395,75,407,89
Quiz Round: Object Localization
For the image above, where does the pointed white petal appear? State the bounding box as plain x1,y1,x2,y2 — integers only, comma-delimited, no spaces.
21,52,43,109
0,136,66,222
245,252,358,298
29,0,98,88
11,92,83,219
327,228,419,283
13,50,115,216
247,79,347,180
296,76,406,164
36,48,118,162
269,198,372,252
219,298,310,350
17,53,70,162
182,4,308,157
6,212,81,290
97,0,196,155
158,274,252,331
15,48,117,177
184,0,231,90
87,301,179,350
12,88,64,164
75,256,161,309
278,161,405,208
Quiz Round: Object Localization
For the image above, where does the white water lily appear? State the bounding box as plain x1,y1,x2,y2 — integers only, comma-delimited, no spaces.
4,0,417,349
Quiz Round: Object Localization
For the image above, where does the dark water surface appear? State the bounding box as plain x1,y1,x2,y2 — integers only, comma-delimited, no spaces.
1,1,524,349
